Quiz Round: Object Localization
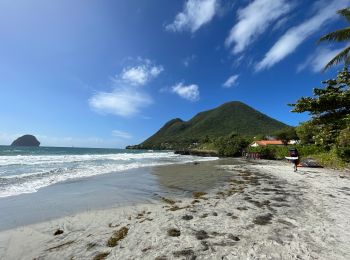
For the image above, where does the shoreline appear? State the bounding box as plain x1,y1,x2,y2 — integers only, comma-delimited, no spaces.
1,159,349,259
0,159,230,231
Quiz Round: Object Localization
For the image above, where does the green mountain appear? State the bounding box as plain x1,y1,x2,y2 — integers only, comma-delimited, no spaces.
132,101,289,149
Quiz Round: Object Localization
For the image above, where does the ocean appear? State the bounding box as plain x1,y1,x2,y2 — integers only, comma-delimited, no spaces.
0,145,217,198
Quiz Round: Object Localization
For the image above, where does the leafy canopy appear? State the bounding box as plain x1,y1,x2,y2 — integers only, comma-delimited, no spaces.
290,68,350,148
319,7,350,70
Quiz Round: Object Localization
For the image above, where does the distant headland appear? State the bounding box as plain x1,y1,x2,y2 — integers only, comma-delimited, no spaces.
11,135,40,147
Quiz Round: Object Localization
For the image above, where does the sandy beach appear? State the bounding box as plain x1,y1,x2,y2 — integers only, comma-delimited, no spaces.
0,159,349,260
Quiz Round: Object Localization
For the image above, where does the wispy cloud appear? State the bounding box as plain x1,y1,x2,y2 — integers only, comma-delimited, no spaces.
89,88,152,117
171,82,200,101
225,0,293,54
120,60,163,86
297,46,346,73
112,130,132,139
222,74,239,88
183,54,196,67
255,0,349,71
89,59,162,117
166,0,219,33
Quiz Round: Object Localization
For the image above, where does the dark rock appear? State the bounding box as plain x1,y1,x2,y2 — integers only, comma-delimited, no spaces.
175,150,218,157
299,158,323,168
11,134,40,147
54,229,64,236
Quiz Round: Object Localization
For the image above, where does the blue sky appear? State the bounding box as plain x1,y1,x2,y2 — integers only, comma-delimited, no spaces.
0,0,349,148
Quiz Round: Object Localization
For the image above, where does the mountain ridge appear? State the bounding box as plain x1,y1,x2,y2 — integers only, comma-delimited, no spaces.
130,101,289,149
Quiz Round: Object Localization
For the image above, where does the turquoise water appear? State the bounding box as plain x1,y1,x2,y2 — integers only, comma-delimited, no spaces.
0,146,217,198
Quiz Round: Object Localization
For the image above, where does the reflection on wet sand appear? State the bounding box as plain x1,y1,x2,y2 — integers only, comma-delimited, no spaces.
150,159,240,195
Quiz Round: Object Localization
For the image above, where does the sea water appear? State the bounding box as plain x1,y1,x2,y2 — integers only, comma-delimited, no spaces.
0,146,217,198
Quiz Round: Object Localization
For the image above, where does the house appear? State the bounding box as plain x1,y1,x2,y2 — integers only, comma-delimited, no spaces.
250,140,299,147
250,140,285,147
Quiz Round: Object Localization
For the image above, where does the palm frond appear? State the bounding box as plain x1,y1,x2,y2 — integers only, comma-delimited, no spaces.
324,46,350,71
337,8,350,23
318,27,350,43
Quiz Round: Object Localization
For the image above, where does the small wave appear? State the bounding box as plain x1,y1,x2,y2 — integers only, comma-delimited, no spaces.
0,153,218,198
0,152,180,166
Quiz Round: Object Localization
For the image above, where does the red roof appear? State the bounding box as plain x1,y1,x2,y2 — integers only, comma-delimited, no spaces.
253,140,284,146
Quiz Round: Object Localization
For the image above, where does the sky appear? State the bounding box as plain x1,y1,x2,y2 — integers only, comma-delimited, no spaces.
0,0,349,148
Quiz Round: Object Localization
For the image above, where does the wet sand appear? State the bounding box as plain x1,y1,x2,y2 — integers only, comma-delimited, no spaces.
0,159,349,259
0,159,234,231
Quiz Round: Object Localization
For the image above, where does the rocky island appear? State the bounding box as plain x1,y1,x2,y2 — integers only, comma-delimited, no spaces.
11,134,40,147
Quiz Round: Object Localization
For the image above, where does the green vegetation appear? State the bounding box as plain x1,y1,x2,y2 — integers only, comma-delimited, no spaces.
213,132,250,157
319,8,350,70
272,127,297,145
126,9,350,169
129,101,288,150
289,67,350,166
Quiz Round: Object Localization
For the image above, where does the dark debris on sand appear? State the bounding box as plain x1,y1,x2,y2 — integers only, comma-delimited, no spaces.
167,228,181,237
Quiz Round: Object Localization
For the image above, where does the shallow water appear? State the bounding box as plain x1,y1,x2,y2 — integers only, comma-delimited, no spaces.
0,146,217,198
0,159,238,231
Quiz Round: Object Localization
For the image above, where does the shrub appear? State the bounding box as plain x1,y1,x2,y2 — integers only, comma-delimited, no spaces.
215,133,250,157
336,127,350,162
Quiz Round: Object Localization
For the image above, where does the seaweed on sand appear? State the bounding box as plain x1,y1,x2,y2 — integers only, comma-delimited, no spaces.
107,226,129,247
193,192,207,199
167,228,181,237
161,197,176,205
173,249,196,259
46,240,75,251
253,213,273,225
93,252,110,260
195,230,209,240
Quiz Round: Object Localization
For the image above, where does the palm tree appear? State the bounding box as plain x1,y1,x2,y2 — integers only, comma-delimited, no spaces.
319,8,350,70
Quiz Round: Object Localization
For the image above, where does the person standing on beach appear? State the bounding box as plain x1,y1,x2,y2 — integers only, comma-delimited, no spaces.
289,148,299,172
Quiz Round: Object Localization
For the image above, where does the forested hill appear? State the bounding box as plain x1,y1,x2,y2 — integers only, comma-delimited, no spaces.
130,101,289,149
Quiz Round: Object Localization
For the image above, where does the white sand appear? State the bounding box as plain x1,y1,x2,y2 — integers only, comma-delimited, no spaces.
0,159,349,260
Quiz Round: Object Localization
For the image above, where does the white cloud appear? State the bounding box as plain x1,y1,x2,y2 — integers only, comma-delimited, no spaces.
222,74,239,88
171,82,200,101
89,58,162,117
89,88,152,117
112,130,132,139
256,0,349,71
166,0,219,33
225,0,293,54
297,46,346,73
120,62,163,86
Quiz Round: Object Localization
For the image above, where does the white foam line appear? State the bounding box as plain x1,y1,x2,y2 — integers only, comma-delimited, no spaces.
0,155,218,198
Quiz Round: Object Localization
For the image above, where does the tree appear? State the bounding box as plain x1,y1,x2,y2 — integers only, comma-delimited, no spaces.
319,8,350,70
273,127,298,145
290,68,350,148
296,121,317,144
215,132,250,157
337,127,350,161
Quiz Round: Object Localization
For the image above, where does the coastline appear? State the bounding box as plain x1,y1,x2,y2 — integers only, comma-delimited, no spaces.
1,159,349,259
